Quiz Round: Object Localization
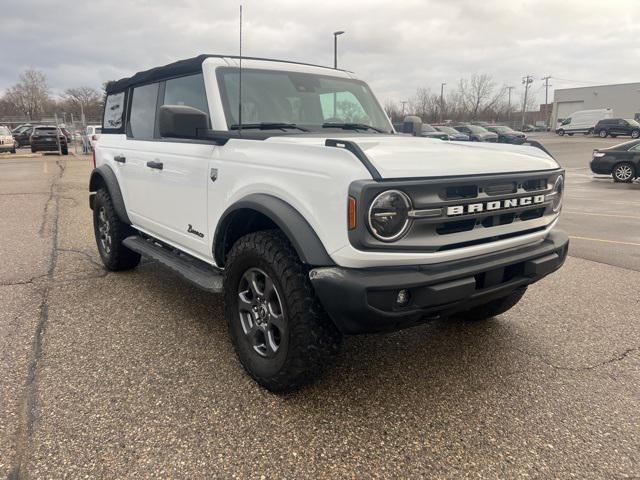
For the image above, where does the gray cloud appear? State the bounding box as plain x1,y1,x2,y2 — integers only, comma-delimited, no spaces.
2,0,639,105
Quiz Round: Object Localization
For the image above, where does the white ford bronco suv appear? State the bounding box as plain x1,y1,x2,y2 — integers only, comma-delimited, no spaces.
90,54,568,391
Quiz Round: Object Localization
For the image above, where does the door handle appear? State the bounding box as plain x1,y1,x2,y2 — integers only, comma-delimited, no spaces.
114,155,126,163
146,160,163,170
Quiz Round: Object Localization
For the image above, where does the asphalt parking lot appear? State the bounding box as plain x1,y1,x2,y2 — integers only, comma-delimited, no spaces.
0,137,638,478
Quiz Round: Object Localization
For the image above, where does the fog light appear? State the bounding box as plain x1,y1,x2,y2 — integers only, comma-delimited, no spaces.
396,289,411,306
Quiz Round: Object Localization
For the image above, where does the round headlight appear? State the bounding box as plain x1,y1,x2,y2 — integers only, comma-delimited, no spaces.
551,175,563,212
368,190,412,242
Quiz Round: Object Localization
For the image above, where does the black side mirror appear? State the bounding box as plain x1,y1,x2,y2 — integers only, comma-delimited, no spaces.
158,105,209,138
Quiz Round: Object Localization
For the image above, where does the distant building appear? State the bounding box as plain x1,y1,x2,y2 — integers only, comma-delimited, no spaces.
551,82,640,125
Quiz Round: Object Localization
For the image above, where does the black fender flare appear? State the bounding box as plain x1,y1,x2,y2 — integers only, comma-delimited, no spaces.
88,165,132,224
214,193,334,267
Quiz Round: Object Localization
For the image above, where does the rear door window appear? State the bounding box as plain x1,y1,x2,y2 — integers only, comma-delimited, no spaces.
129,83,159,139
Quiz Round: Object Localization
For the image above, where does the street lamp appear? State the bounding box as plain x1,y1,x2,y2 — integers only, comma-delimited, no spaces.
333,31,345,69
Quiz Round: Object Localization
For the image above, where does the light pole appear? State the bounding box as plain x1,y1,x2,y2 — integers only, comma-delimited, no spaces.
440,82,446,122
333,31,345,69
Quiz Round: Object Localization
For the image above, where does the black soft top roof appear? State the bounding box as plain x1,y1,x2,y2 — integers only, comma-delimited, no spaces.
105,54,344,94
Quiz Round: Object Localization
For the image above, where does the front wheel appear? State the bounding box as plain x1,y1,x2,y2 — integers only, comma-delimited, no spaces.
460,287,527,321
224,230,341,392
92,188,141,270
612,162,635,183
557,129,565,136
631,130,640,139
598,129,608,138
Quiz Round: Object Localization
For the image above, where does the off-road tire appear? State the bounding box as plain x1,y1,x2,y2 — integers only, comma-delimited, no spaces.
461,286,528,321
92,188,141,271
224,230,342,392
612,162,635,183
61,145,68,155
31,146,36,153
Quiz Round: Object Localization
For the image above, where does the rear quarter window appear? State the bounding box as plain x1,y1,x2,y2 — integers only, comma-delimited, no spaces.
103,92,125,130
129,83,159,139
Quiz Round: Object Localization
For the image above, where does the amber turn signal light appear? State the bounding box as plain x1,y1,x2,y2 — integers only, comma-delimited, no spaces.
348,197,357,230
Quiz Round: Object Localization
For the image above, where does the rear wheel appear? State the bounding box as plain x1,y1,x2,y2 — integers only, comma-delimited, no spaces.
585,128,594,135
92,188,141,270
568,132,574,136
612,162,635,183
224,230,341,392
598,129,608,138
460,287,528,321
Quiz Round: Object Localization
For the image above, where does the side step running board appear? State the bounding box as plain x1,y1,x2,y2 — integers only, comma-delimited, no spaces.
123,236,223,293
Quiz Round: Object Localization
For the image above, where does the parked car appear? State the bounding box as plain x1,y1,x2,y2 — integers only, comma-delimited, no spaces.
86,125,102,150
420,124,449,140
590,139,640,182
594,118,640,139
521,124,536,133
453,124,498,142
470,121,490,127
30,126,69,155
486,125,527,144
12,124,34,147
90,54,567,391
556,108,613,136
433,125,470,141
0,126,17,154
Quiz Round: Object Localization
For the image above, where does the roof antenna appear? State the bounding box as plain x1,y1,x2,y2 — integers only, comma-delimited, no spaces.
238,4,243,136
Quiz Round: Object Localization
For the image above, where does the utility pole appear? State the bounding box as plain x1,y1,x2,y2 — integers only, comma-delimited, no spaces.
507,86,515,123
521,75,534,128
333,31,345,69
401,100,408,119
541,75,552,127
440,82,446,122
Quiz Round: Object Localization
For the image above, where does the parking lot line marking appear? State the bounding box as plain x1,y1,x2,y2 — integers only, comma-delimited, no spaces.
569,235,640,247
563,210,640,220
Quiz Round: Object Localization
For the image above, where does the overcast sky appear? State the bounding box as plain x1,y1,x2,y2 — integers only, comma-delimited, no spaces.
2,0,639,105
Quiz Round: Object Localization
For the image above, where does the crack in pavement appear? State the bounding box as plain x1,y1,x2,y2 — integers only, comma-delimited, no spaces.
513,346,638,372
8,159,65,480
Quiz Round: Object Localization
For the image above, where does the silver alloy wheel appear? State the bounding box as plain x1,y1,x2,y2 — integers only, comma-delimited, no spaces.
97,207,112,254
632,130,640,139
614,164,633,182
237,268,285,358
599,130,607,138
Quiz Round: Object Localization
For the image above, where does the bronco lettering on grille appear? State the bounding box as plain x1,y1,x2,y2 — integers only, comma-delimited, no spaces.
447,195,545,216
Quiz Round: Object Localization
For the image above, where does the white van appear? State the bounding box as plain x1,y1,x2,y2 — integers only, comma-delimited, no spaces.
556,108,612,136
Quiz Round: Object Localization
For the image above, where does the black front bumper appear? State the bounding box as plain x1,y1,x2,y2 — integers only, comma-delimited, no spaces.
310,230,569,334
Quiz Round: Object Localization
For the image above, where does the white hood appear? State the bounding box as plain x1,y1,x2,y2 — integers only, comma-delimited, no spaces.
266,134,559,179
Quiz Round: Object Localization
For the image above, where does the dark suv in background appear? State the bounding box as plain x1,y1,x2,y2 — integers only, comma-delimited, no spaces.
30,126,69,155
12,124,34,147
595,118,640,139
486,125,527,144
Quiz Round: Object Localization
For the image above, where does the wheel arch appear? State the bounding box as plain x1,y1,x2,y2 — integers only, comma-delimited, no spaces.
89,165,132,224
214,194,334,268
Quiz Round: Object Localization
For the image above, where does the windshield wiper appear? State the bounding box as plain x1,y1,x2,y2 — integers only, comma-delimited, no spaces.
321,122,386,133
229,122,309,132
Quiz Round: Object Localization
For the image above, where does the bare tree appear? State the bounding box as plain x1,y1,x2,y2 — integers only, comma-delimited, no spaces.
384,99,402,123
4,69,50,119
62,86,103,122
457,74,507,120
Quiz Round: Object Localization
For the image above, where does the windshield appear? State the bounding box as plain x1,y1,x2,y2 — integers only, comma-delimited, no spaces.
216,68,392,133
626,119,640,127
0,126,10,135
491,126,513,133
421,124,436,132
435,126,456,134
